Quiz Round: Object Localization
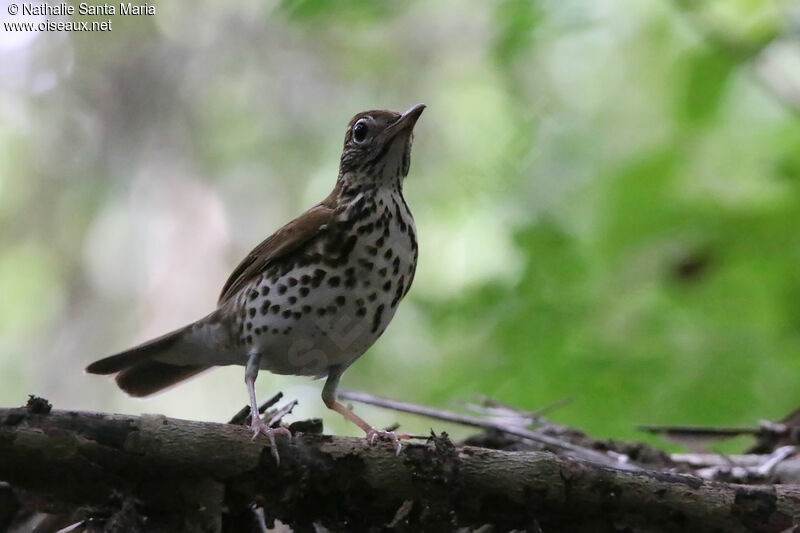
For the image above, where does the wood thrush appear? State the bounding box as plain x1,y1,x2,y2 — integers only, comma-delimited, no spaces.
87,104,425,458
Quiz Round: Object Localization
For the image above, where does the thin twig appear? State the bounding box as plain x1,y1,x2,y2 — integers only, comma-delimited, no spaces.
638,424,761,438
756,445,796,477
477,395,572,419
674,446,799,481
639,420,789,443
267,399,298,427
228,392,284,425
671,453,767,468
460,401,532,427
339,390,639,470
462,395,572,429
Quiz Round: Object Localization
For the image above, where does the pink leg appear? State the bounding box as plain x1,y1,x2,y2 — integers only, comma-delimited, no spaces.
322,369,408,454
245,354,291,464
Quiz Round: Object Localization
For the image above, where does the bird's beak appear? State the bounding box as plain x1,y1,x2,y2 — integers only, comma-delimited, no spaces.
386,103,426,138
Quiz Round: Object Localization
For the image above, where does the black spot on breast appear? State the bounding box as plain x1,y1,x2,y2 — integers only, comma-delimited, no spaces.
366,245,378,256
340,235,357,260
359,258,374,271
394,201,408,233
254,327,261,335
356,297,365,306
300,274,311,285
372,304,385,333
248,290,258,301
317,308,327,316
383,280,391,292
248,308,256,318
392,276,405,307
302,305,311,313
368,292,377,302
299,287,310,297
288,296,297,305
375,236,385,248
328,276,341,287
357,222,374,235
378,267,387,276
246,322,252,330
282,310,291,319
293,311,301,320
344,276,357,289
288,277,298,287
271,305,280,314
277,284,287,295
246,335,253,344
356,307,367,317
353,194,367,213
384,249,393,260
408,227,417,251
261,286,270,296
392,257,400,275
335,295,346,306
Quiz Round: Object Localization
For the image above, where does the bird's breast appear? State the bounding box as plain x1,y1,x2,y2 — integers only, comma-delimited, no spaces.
229,191,417,377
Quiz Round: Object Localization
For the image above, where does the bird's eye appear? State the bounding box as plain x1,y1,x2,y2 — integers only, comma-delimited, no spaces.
352,120,369,144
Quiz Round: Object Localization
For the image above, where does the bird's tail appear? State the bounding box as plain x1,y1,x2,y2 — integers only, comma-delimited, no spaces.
86,323,212,398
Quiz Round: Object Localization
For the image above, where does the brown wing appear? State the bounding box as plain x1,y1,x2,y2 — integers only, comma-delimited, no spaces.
218,202,336,305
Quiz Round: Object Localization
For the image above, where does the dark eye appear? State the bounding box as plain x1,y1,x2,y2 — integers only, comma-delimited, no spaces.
352,120,368,143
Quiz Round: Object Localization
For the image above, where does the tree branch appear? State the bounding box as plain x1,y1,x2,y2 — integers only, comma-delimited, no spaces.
2,403,799,532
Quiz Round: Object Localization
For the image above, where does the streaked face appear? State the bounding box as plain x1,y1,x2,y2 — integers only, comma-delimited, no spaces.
339,105,425,186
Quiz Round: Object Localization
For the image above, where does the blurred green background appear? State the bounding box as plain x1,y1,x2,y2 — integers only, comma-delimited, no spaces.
2,0,800,447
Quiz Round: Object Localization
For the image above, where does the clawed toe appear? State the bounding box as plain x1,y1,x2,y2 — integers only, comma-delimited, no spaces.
250,417,292,464
365,428,407,455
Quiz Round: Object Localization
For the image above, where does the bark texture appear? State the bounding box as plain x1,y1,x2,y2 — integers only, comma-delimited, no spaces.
1,403,799,532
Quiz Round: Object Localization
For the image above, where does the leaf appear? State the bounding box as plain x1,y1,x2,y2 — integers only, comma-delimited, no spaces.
492,0,542,67
675,47,736,127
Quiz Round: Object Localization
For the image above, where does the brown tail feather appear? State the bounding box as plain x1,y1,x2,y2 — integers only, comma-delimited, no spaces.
116,361,210,397
86,326,189,375
86,324,211,396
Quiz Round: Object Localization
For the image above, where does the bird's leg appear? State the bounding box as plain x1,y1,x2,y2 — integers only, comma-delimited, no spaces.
245,352,291,463
322,368,408,455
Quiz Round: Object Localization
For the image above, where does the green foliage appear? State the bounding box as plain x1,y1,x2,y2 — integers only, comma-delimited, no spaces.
676,48,736,127
279,0,400,23
492,0,542,67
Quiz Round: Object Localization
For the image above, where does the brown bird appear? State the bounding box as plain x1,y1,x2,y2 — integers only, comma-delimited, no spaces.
86,104,425,458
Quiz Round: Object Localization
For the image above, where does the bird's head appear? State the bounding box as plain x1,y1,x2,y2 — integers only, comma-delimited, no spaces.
338,104,425,190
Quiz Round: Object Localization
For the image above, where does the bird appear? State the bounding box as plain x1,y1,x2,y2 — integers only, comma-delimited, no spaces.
86,104,425,459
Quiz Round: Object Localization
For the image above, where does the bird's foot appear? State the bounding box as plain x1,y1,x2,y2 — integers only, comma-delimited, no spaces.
365,428,409,455
250,416,292,464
